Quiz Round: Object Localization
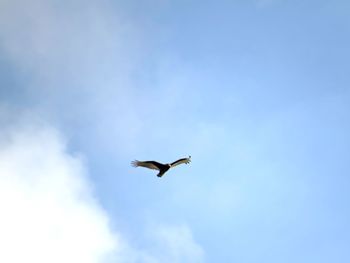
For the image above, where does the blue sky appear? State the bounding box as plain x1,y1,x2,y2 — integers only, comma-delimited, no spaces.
0,0,350,262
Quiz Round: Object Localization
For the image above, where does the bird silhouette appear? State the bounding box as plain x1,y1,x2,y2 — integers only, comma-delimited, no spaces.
131,156,191,177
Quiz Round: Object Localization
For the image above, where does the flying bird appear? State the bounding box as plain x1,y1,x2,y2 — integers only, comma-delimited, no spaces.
131,156,191,177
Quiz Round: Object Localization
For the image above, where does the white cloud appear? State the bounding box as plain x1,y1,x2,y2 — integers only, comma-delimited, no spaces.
0,123,120,263
0,118,205,263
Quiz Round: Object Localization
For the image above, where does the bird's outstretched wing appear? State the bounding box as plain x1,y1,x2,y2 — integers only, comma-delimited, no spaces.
170,156,191,167
131,160,162,170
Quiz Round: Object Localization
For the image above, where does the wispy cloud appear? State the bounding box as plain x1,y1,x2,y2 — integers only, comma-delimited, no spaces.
0,0,211,158
140,224,204,263
0,0,148,155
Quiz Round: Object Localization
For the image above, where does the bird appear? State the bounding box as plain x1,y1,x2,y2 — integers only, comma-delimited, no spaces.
131,156,191,177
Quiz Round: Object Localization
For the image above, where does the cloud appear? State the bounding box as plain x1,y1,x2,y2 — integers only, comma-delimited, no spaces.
0,0,206,158
138,224,205,263
0,115,204,263
0,122,122,263
0,0,147,155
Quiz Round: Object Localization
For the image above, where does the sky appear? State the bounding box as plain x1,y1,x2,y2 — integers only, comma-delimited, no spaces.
0,0,350,262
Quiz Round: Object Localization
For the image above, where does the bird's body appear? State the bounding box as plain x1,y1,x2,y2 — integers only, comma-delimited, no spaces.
131,156,191,177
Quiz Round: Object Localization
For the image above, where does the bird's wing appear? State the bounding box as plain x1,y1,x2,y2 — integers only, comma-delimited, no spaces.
131,160,162,170
170,156,191,168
